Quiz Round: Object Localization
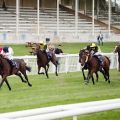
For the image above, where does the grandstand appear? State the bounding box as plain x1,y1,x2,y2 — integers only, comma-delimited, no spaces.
0,0,120,43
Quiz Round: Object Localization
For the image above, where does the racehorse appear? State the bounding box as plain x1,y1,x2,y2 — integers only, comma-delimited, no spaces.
34,45,58,78
0,54,32,91
79,49,110,84
79,49,99,82
114,44,120,71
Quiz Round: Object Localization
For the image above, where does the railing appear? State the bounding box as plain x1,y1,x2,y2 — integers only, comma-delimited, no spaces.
0,98,120,120
13,53,118,75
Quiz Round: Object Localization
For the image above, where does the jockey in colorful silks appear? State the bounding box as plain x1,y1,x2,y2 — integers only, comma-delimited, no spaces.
89,43,103,69
1,46,18,69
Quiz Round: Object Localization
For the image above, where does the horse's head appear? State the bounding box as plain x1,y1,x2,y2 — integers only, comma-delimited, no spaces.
33,45,40,55
114,44,120,53
79,49,90,66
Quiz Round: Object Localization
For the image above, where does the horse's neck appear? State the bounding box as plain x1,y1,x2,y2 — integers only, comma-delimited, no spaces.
37,51,47,61
0,57,8,68
88,55,97,64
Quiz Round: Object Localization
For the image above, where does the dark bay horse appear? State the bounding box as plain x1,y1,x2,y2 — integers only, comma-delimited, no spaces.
0,55,32,91
79,49,99,82
79,49,110,84
114,44,120,71
34,46,58,78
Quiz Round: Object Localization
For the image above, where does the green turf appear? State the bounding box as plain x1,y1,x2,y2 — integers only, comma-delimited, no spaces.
0,70,120,114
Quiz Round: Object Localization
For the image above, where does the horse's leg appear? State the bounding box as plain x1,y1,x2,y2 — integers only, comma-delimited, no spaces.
87,71,95,85
95,72,99,82
46,64,49,72
82,68,86,80
85,70,90,84
91,74,95,85
100,69,108,81
0,75,11,91
44,66,49,78
107,71,110,83
51,60,58,76
23,73,32,87
15,72,27,83
104,69,110,83
38,65,41,74
21,70,32,87
4,78,11,91
55,64,58,76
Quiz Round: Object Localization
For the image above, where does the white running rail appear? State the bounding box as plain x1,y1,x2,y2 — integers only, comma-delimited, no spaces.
0,98,120,120
13,53,118,74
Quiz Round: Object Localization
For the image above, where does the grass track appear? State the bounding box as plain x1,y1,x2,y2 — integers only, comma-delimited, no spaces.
0,70,120,113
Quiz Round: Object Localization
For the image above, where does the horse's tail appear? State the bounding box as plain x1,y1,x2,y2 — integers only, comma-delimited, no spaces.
26,66,31,72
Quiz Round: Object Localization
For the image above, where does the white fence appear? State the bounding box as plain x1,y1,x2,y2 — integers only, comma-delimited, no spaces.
0,98,120,120
14,53,118,75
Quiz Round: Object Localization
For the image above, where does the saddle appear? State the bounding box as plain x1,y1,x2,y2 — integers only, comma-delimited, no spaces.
93,55,103,67
6,59,19,72
46,52,52,60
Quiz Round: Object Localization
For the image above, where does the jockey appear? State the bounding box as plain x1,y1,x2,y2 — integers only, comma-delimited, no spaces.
39,40,55,60
39,40,47,50
90,43,103,69
90,43,101,54
46,42,55,60
54,45,63,54
1,46,18,69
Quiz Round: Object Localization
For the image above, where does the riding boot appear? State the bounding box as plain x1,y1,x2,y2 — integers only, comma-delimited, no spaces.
99,61,103,71
11,60,18,69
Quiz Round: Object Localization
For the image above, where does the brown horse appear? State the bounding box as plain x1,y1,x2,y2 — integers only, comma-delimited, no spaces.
0,54,32,91
114,44,120,71
79,49,99,82
34,46,58,78
79,49,110,84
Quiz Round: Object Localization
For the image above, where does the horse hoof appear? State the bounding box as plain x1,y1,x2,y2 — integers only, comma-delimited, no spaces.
84,81,88,85
9,88,11,91
22,80,27,83
28,84,32,87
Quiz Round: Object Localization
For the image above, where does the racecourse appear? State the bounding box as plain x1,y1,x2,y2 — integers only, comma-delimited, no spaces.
0,42,120,120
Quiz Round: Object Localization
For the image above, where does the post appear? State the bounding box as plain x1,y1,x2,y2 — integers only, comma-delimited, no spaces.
97,0,99,19
75,0,78,36
57,0,59,36
92,0,95,36
16,0,19,41
37,0,40,42
84,0,86,15
108,0,111,37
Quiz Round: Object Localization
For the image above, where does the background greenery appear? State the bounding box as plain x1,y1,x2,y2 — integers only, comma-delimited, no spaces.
0,42,120,120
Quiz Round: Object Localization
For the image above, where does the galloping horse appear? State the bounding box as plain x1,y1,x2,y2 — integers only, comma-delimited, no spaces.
0,54,32,90
34,45,58,78
79,49,110,84
79,49,99,82
114,44,120,71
